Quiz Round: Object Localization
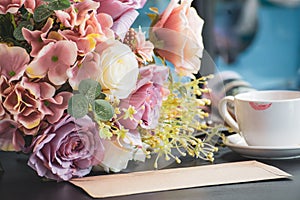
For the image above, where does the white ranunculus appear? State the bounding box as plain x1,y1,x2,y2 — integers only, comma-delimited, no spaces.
96,39,139,99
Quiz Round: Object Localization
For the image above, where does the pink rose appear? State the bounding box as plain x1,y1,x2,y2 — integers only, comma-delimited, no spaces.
118,65,169,130
96,0,147,37
0,0,25,14
28,115,104,181
151,0,204,77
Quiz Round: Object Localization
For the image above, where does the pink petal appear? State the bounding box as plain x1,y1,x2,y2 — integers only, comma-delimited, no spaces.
112,9,138,38
0,119,24,151
26,42,56,78
97,13,113,30
68,52,101,89
22,18,54,57
3,87,21,115
27,41,78,85
42,92,72,124
0,44,30,82
52,40,78,65
21,77,55,99
16,107,42,130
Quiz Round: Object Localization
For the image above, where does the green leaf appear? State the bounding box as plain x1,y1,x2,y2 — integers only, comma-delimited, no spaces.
13,21,33,41
68,94,89,118
47,0,71,10
33,5,53,22
98,93,107,99
78,79,102,102
92,99,114,121
0,14,14,40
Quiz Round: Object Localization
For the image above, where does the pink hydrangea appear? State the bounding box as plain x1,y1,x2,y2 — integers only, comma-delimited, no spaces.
0,119,24,151
21,78,72,124
0,0,25,14
55,0,100,29
0,43,30,82
0,76,11,120
55,0,114,55
22,18,55,57
26,40,78,86
3,78,43,134
67,51,101,90
1,77,71,135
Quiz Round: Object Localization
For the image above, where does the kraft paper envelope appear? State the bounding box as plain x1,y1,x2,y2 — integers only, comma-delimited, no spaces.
70,160,291,198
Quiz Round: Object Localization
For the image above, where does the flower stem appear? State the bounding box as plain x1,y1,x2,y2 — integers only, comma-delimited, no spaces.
10,14,17,29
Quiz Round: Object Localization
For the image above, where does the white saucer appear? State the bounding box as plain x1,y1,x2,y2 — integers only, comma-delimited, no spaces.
224,134,300,160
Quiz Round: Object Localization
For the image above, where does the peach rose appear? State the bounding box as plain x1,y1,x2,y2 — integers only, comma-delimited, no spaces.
151,0,204,78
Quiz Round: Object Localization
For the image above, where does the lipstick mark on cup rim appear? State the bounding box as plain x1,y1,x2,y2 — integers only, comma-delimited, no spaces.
249,102,272,111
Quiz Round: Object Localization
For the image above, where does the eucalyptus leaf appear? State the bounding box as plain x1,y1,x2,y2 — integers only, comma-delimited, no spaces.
13,21,33,41
33,5,53,22
68,94,89,119
92,99,114,121
78,79,102,102
48,0,71,10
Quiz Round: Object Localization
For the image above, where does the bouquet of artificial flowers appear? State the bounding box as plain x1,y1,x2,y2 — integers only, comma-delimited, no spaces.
0,0,219,181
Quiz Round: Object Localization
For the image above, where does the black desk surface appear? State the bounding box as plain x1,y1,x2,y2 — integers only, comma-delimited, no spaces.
1,147,300,200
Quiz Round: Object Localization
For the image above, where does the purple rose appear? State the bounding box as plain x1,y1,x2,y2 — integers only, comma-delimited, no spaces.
118,65,169,130
28,115,104,181
96,0,147,37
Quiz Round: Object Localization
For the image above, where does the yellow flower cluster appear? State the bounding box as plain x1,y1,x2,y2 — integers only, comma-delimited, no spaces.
140,75,220,168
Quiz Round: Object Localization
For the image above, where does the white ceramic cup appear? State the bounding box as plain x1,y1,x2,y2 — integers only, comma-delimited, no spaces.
218,90,300,146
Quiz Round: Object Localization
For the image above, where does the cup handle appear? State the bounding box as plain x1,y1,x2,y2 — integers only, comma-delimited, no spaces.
218,96,240,133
